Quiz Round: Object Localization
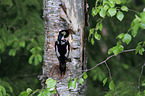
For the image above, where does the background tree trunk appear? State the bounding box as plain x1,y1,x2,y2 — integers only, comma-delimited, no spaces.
43,0,86,95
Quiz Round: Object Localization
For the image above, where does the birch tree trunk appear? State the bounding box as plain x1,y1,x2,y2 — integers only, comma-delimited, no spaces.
43,0,86,95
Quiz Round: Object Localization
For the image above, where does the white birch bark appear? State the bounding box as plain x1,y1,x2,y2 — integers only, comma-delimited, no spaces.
43,0,86,95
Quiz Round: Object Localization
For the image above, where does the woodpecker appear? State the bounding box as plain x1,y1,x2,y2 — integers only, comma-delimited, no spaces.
55,30,70,76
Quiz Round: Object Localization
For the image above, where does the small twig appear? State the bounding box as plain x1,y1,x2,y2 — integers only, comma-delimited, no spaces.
11,73,41,80
84,49,135,72
138,63,145,94
128,8,140,14
116,7,140,14
29,89,43,96
105,62,118,96
105,62,113,81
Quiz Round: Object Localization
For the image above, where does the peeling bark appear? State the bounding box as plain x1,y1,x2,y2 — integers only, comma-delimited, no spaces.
42,0,86,95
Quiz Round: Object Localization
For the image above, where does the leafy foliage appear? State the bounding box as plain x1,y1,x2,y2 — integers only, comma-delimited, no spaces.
0,0,43,95
87,0,145,95
0,0,44,65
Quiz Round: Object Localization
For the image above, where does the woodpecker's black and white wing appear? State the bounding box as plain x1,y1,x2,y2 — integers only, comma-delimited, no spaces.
55,41,60,58
65,40,70,58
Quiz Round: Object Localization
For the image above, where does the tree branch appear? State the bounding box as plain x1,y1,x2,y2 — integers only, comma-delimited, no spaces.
105,62,118,96
138,63,145,94
84,49,135,72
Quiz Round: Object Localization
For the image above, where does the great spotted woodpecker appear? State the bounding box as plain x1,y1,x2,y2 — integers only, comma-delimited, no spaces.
55,30,70,76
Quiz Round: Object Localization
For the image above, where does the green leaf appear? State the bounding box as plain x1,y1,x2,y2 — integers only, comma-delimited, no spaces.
140,23,145,29
140,12,145,23
121,6,128,12
19,91,29,96
108,7,117,17
117,40,122,45
104,5,109,11
139,48,144,55
8,49,16,56
26,88,32,94
99,23,103,31
109,81,114,91
94,32,101,40
116,0,121,4
72,78,77,89
83,72,88,79
116,11,124,21
46,78,56,91
135,44,141,54
34,56,39,65
108,48,113,54
29,55,35,64
116,33,124,39
109,0,115,7
103,0,109,5
122,64,129,69
79,78,84,85
122,33,132,44
131,18,140,37
103,78,108,86
137,92,141,96
68,78,72,89
91,37,95,45
88,28,94,41
92,8,99,16
112,45,124,55
96,23,103,31
37,54,42,62
30,48,35,54
43,89,51,96
0,86,6,96
20,41,25,47
99,8,106,18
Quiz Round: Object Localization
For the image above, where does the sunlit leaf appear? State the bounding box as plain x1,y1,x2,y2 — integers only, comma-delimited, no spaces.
108,48,113,54
91,37,95,45
104,5,109,11
140,12,145,23
116,0,121,4
0,86,6,96
139,48,144,55
46,78,56,91
29,55,35,64
135,44,141,54
109,81,114,91
116,11,124,21
9,49,16,56
72,78,77,89
131,18,140,37
68,78,72,89
26,88,32,94
83,72,88,79
79,78,84,85
122,33,132,44
92,8,99,16
20,41,25,47
121,6,128,12
94,32,101,40
103,78,108,86
108,7,117,17
116,33,124,39
99,8,106,18
109,0,115,7
112,44,124,55
37,54,42,62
